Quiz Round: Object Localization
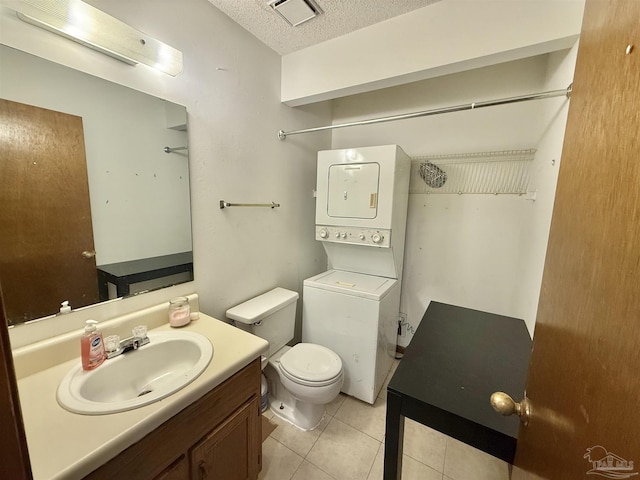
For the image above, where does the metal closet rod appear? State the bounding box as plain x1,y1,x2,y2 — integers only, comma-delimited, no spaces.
277,84,572,140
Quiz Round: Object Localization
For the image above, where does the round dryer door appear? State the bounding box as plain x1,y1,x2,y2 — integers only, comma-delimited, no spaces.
279,343,342,384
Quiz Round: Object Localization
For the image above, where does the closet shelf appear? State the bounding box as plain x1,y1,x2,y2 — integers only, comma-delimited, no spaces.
410,149,536,195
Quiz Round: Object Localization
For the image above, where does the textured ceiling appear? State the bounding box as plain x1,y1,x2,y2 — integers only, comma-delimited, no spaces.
207,0,440,55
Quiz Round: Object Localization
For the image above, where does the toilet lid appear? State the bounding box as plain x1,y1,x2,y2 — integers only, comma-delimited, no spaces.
279,343,343,383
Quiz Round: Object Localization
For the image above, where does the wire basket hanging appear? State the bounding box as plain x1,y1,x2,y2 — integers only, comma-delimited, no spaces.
410,149,536,195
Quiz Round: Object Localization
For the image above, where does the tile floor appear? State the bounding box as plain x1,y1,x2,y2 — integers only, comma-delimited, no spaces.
259,361,511,480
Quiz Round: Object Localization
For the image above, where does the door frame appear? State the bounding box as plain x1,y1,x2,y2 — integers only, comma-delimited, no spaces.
0,286,32,479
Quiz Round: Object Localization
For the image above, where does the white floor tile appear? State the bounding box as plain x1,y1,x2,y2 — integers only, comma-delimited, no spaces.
262,408,275,420
292,460,337,480
269,411,331,457
306,417,381,480
326,392,347,416
403,419,447,472
367,443,443,480
443,437,510,480
367,444,386,480
261,369,515,480
334,395,387,441
259,437,303,480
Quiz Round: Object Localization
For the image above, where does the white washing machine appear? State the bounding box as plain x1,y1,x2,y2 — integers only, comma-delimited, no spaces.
302,269,400,404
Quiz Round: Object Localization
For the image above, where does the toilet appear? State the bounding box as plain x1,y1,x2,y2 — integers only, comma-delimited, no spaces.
226,287,343,431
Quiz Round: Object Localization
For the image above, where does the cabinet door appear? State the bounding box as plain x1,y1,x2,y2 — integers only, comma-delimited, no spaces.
153,456,188,480
191,398,260,480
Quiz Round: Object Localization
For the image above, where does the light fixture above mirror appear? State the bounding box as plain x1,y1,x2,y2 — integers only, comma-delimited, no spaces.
6,0,183,76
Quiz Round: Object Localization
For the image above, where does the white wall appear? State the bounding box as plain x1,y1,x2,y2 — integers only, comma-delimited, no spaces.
514,46,579,335
0,46,191,265
2,0,581,350
2,0,331,348
331,53,577,340
281,0,583,105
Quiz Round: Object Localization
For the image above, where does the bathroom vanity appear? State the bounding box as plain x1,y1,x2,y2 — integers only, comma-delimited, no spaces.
12,297,269,480
85,359,261,480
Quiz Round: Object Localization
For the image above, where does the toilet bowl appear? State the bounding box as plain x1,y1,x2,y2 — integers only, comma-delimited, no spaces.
265,344,343,430
226,288,343,431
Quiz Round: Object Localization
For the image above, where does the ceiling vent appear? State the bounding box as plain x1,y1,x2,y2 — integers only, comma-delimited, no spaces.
268,0,322,27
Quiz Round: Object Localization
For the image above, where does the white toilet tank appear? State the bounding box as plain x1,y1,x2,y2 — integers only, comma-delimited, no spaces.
226,288,299,357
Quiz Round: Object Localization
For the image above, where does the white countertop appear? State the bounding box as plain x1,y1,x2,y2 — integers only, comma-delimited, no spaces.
17,313,268,480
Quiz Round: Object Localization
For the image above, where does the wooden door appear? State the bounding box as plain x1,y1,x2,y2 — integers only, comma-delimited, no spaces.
512,0,640,478
190,398,261,480
0,99,99,324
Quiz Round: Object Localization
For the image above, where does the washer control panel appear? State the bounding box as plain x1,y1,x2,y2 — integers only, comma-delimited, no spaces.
316,225,391,247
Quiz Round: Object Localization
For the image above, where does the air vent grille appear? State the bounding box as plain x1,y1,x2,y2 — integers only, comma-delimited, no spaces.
268,0,322,27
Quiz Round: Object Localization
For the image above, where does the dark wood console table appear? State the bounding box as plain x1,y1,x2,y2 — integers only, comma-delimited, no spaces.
384,302,532,479
97,251,193,300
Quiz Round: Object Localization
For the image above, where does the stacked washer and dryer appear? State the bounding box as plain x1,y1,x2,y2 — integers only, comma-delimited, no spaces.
302,145,411,404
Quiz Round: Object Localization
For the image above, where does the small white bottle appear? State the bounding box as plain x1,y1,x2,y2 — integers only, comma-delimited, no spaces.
59,301,71,314
81,320,106,371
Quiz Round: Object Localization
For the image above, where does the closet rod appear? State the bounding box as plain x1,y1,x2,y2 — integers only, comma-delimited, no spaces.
277,85,572,140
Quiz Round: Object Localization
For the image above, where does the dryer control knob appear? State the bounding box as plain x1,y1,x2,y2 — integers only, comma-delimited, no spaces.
340,232,347,239
335,232,340,239
372,233,384,244
319,229,329,239
359,234,366,240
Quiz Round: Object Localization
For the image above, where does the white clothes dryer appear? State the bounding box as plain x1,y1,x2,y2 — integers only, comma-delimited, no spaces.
302,269,400,404
314,145,411,280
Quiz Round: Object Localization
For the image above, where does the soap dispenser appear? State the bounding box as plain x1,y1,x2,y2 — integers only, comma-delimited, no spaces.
81,320,106,371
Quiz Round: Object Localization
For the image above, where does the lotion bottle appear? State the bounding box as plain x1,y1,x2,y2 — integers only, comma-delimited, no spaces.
81,320,106,370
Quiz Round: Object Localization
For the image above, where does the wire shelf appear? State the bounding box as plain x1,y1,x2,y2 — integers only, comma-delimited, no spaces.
410,149,536,195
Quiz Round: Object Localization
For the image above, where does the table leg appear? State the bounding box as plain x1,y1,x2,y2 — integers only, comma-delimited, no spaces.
116,280,130,298
96,270,110,302
384,390,404,480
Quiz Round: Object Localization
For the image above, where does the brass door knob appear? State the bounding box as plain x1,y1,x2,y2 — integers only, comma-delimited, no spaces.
490,392,530,426
82,250,96,258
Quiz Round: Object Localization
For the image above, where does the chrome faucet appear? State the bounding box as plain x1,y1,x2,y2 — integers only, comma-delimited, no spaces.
105,325,150,359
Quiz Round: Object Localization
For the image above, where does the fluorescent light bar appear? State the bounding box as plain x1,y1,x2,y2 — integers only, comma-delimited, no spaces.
9,0,183,76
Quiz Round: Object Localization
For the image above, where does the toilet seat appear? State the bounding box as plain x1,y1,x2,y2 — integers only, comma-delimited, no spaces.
278,343,343,387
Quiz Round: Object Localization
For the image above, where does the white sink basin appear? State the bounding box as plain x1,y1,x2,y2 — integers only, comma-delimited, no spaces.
57,331,213,415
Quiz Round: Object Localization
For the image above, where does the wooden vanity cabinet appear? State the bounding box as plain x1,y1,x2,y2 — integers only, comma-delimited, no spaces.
84,359,262,480
154,456,189,480
190,398,260,480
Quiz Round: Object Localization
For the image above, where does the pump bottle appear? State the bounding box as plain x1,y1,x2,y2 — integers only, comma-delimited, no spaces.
81,320,106,370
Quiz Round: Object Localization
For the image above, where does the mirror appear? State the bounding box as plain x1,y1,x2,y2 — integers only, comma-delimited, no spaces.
0,45,193,325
